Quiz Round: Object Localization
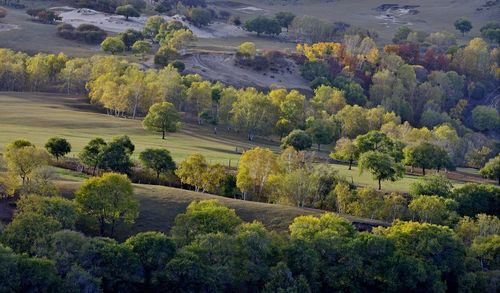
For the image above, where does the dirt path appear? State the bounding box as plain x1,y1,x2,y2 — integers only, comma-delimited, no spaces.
183,52,310,91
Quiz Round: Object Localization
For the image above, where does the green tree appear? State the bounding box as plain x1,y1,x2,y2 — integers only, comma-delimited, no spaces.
125,231,176,288
330,138,359,170
409,174,453,197
131,40,151,58
471,106,500,131
454,17,473,36
143,102,180,139
78,137,107,175
16,195,78,229
281,129,312,151
275,12,295,30
115,5,140,20
358,151,404,190
289,213,356,241
355,130,402,160
143,16,166,38
101,36,125,54
139,148,175,181
452,183,500,216
244,16,281,36
171,200,242,246
188,7,212,27
480,155,500,185
3,140,49,184
99,135,135,174
409,195,458,225
45,137,71,161
404,142,449,175
75,172,139,236
2,212,62,254
480,22,500,44
379,221,465,292
154,46,179,66
306,118,339,151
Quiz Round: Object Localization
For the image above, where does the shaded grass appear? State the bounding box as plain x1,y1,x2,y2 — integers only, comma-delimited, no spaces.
57,179,387,240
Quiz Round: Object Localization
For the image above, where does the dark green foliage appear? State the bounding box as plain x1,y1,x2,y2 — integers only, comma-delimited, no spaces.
454,17,473,35
452,184,500,217
188,7,213,27
57,23,107,44
45,137,71,160
480,22,500,44
139,148,176,180
409,174,453,197
99,135,135,174
332,75,367,106
244,16,282,36
275,12,295,29
115,5,140,20
154,46,179,66
281,129,313,151
301,60,331,81
119,29,144,50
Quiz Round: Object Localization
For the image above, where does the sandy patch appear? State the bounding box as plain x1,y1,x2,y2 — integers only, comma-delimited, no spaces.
51,7,247,38
0,23,20,32
235,6,264,12
373,4,420,27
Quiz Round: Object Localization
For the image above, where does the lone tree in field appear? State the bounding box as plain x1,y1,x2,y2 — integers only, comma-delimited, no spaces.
480,155,500,185
281,129,312,151
143,102,180,139
116,5,140,20
45,137,71,161
139,148,176,181
454,17,472,36
75,172,139,236
358,151,404,190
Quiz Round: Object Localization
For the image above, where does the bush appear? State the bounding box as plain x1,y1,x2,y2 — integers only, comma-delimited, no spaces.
154,46,179,66
57,23,107,44
187,7,212,27
170,60,185,72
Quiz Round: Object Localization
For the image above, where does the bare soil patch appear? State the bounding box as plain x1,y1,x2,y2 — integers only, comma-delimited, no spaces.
183,52,310,91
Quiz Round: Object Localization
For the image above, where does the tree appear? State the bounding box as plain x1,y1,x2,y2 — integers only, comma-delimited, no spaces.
289,213,356,241
358,151,404,190
79,137,107,175
99,136,135,174
237,42,257,58
452,183,500,216
119,29,144,50
2,212,62,254
244,16,282,36
409,195,458,225
175,153,208,192
480,22,500,44
454,17,473,36
230,88,277,141
101,36,125,54
125,232,176,288
143,102,180,139
355,130,402,160
330,138,359,170
237,147,279,201
143,15,166,38
16,195,78,229
409,174,453,197
154,45,179,66
404,142,447,175
75,173,139,236
45,137,71,161
115,5,140,20
306,118,339,151
471,106,500,131
480,155,500,185
171,200,242,245
275,12,295,30
281,130,312,151
380,221,465,292
188,7,212,27
336,105,369,138
139,148,175,181
3,140,49,184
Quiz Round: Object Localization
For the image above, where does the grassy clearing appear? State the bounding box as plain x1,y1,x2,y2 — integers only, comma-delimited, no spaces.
0,92,279,165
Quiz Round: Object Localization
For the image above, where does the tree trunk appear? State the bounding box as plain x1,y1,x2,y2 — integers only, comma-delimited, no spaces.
99,219,105,236
162,130,165,140
422,167,426,176
348,159,353,170
378,179,381,190
317,143,321,151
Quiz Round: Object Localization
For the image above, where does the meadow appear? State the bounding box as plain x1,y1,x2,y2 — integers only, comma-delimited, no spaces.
0,92,491,194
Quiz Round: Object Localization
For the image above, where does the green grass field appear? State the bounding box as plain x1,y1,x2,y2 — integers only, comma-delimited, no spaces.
1,92,490,193
0,92,279,165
